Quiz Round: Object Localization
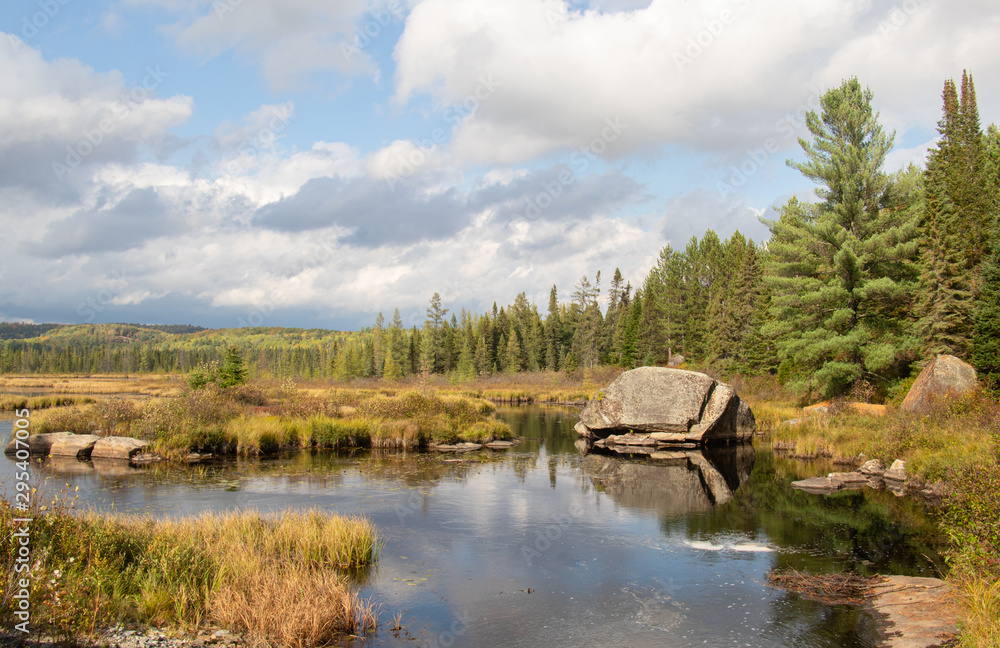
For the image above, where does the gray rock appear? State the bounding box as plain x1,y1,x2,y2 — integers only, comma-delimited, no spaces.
791,476,838,493
576,367,755,444
131,453,163,464
48,434,101,458
92,436,149,460
4,431,74,456
901,354,978,413
828,472,868,490
859,458,886,476
884,459,907,482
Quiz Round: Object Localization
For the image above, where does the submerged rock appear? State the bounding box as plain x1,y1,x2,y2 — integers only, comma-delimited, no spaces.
576,367,755,445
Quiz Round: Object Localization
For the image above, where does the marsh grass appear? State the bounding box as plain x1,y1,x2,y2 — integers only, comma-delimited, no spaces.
0,493,378,647
0,374,184,398
0,394,96,411
769,391,1000,479
28,385,511,457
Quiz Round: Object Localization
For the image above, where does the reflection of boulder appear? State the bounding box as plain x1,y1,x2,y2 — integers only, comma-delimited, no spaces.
92,458,142,478
576,367,755,445
42,456,96,476
582,445,754,514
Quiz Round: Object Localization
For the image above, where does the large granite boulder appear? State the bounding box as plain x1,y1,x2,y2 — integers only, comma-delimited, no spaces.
4,432,74,456
91,436,150,460
901,355,978,413
576,367,755,445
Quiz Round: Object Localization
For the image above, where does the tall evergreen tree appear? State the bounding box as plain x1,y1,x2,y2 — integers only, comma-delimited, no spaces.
764,78,919,397
917,74,985,357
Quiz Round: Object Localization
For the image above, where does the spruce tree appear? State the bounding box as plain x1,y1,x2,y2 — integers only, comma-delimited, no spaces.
972,221,1000,385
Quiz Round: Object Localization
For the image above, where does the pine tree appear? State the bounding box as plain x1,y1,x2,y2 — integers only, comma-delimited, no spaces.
764,78,919,397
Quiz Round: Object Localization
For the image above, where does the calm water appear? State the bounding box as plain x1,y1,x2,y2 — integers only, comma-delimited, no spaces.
0,407,947,647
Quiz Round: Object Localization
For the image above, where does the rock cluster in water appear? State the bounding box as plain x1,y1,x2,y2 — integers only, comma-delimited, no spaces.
4,432,149,461
574,367,755,448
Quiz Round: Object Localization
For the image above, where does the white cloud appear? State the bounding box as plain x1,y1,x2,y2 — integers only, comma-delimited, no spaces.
0,35,192,196
392,0,1000,166
143,0,396,90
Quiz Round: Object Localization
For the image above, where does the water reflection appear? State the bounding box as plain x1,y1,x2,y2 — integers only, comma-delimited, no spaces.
0,411,950,648
581,445,755,514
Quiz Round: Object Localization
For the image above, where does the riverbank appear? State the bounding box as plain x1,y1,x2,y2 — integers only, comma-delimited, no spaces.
745,383,1000,648
0,494,378,647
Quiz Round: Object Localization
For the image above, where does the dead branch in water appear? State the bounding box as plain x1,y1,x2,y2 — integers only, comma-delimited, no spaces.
765,568,887,605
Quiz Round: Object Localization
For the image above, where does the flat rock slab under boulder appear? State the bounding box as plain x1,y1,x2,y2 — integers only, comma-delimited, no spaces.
901,354,978,413
576,367,755,445
792,472,871,494
868,576,960,648
92,436,150,460
48,434,102,458
4,432,74,455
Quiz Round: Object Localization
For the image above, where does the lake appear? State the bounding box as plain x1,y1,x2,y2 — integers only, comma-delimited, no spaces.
0,406,948,647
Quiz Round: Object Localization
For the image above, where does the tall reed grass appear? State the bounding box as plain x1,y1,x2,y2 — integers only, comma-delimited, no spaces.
0,493,378,647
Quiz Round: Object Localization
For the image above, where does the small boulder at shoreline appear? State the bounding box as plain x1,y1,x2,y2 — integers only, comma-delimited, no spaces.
901,354,978,413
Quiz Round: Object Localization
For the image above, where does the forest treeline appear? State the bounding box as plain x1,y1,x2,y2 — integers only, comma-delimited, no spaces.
2,73,998,400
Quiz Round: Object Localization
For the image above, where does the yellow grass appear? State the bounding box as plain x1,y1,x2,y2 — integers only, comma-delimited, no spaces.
0,498,379,647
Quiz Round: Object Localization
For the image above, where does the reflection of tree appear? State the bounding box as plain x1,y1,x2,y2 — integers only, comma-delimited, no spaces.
495,405,582,456
673,452,948,577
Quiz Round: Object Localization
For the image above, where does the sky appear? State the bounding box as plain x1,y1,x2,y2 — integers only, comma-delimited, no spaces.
1,0,999,330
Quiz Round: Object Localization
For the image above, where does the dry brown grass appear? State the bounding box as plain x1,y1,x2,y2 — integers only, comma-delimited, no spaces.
0,373,185,398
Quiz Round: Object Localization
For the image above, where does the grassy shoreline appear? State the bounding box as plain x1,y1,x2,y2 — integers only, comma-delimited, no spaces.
26,384,514,459
0,494,378,647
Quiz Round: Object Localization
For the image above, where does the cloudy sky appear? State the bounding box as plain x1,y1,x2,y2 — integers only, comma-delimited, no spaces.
1,0,998,329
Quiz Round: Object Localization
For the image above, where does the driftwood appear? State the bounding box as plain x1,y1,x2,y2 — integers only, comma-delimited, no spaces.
765,568,887,605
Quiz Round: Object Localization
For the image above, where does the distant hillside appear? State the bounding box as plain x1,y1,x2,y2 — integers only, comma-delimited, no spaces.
0,322,356,377
0,323,63,340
